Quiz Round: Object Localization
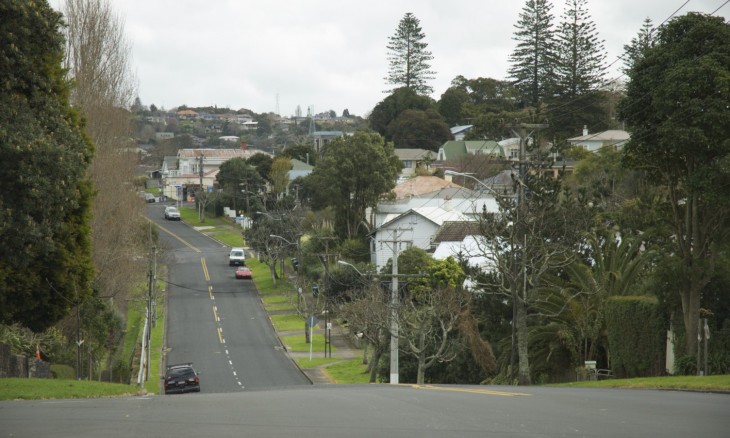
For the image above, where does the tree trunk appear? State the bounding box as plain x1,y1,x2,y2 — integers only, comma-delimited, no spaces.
516,300,531,385
681,283,702,357
369,346,383,383
416,331,426,384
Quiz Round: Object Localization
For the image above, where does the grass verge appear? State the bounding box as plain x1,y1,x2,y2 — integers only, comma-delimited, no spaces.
281,333,337,354
0,379,143,400
293,357,343,369
325,358,372,384
553,374,730,391
271,313,305,331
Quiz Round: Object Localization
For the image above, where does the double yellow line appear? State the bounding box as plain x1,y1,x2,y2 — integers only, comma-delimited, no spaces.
409,384,531,397
201,258,224,344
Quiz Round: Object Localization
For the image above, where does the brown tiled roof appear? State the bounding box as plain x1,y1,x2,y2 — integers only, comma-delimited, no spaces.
392,176,462,199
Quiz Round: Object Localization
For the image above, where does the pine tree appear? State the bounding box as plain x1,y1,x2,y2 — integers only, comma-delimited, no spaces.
553,0,606,98
548,0,608,139
385,13,435,95
622,17,655,75
508,0,556,107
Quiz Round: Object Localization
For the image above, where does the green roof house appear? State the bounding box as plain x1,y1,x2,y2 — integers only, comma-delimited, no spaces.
437,140,504,162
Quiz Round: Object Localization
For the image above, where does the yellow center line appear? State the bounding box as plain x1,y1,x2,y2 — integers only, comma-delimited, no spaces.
153,220,201,253
217,327,223,344
409,384,531,397
201,258,210,282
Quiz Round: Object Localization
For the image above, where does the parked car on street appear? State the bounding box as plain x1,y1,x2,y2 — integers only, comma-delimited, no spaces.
163,363,200,394
235,266,252,279
164,206,181,220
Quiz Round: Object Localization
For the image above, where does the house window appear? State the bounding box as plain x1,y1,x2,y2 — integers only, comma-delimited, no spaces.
403,160,413,168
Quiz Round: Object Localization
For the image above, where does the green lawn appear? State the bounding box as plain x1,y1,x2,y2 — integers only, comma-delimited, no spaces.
281,333,336,354
553,374,730,391
0,378,143,400
325,358,373,384
294,357,343,369
270,313,305,331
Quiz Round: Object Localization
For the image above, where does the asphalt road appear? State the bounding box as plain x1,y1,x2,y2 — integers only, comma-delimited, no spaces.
2,385,728,437
150,203,310,392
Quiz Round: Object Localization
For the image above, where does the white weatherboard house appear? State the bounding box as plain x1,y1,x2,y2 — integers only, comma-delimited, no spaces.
371,176,499,230
370,207,471,272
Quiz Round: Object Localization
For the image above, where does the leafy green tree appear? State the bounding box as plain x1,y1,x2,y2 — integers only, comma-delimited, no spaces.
437,86,469,126
386,109,451,151
548,0,607,139
247,152,274,183
618,12,730,357
216,157,264,214
369,87,434,138
385,12,435,95
269,156,292,199
0,0,95,331
304,132,402,239
508,0,556,106
280,143,317,166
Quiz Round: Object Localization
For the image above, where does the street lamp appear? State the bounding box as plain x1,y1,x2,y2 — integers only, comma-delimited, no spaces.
336,260,365,276
444,170,501,197
446,170,519,384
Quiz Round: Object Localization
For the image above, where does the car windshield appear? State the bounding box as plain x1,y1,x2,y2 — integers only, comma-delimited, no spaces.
168,367,194,378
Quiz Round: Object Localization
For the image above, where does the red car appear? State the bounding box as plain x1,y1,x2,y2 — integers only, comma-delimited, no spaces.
235,266,252,279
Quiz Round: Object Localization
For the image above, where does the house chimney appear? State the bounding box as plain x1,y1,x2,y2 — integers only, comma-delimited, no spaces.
582,125,588,136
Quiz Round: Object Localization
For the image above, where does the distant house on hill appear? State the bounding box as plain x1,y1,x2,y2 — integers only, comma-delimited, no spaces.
312,131,344,155
568,127,630,152
161,148,272,201
437,140,504,162
393,149,434,179
450,125,473,141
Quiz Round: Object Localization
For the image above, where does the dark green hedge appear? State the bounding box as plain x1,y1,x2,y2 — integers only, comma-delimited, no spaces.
605,296,666,378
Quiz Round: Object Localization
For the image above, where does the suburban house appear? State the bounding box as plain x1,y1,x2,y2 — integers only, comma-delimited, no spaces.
450,125,473,141
312,131,344,155
368,176,501,271
567,127,630,152
437,140,504,162
369,207,471,271
431,221,492,272
287,158,313,196
393,148,435,179
176,109,198,120
161,147,272,200
372,176,499,228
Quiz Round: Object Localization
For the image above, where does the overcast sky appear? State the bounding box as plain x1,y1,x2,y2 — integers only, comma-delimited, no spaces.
52,0,728,117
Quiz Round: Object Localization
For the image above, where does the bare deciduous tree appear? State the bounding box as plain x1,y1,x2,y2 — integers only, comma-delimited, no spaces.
61,0,146,310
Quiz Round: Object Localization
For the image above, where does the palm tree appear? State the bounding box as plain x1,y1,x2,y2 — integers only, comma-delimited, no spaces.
531,229,653,371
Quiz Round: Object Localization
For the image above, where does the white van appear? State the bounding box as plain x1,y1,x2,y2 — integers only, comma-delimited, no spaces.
229,248,246,266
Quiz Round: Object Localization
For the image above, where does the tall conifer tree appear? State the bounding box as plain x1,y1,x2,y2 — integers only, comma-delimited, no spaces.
622,17,655,75
385,13,435,95
508,0,556,107
549,0,608,138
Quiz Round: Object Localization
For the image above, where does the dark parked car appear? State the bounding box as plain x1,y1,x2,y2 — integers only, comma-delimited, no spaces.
163,363,200,394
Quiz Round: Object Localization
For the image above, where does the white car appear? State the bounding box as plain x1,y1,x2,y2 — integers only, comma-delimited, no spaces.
229,248,246,266
164,206,181,220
